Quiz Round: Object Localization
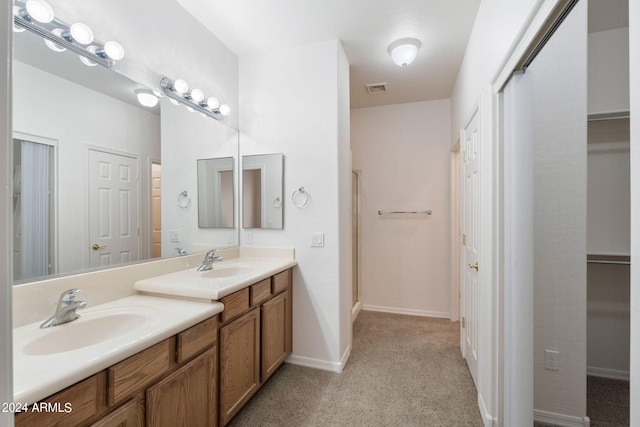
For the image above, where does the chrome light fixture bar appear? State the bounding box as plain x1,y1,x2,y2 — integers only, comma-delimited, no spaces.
160,76,229,121
13,0,123,69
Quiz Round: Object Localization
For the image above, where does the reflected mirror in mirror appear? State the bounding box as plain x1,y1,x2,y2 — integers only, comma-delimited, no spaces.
197,157,235,228
242,153,284,229
12,25,239,283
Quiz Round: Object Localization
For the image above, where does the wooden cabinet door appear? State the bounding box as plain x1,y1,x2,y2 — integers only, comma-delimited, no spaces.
261,290,289,382
219,308,260,426
146,346,217,427
89,397,143,427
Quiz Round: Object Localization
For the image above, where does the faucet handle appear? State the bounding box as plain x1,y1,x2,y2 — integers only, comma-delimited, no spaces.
59,288,81,304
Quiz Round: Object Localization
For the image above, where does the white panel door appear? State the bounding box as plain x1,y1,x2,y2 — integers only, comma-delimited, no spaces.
462,109,480,387
88,149,140,267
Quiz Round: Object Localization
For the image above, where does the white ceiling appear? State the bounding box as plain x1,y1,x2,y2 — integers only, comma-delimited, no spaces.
176,0,482,109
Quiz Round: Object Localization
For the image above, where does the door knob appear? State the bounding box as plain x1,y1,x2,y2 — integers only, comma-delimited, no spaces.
91,243,105,251
468,262,478,271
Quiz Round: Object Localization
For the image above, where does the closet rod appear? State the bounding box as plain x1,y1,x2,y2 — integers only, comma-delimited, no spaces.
586,254,630,265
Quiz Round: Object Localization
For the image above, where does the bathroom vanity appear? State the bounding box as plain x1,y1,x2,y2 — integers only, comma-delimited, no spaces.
13,256,295,427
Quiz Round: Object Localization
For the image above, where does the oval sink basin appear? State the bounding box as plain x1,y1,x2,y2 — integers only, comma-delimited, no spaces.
201,267,253,279
23,312,149,356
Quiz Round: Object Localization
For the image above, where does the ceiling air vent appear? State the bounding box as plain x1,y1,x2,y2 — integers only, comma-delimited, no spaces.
365,82,387,94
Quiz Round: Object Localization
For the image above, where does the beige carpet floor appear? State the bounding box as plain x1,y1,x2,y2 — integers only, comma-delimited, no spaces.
228,310,482,427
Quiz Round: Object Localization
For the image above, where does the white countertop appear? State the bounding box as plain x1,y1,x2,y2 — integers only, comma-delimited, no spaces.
14,295,223,404
134,257,297,300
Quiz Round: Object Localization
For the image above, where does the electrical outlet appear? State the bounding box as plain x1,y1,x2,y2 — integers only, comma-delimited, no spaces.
169,229,180,243
545,349,559,370
310,232,324,247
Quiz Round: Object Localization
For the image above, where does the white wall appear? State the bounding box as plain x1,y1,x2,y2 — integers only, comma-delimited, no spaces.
13,61,160,274
351,99,451,318
450,1,545,423
161,98,238,255
588,28,630,114
629,1,640,424
239,40,351,371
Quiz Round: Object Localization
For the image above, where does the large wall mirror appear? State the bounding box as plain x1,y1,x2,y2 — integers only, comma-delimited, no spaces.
242,153,284,229
12,26,239,283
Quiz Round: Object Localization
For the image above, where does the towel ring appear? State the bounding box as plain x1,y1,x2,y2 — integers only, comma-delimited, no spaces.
177,191,191,209
292,187,311,208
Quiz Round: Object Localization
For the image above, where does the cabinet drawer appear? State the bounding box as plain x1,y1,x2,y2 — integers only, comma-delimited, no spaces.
15,372,106,427
272,269,291,295
250,278,272,306
177,315,218,364
221,288,249,323
108,338,174,405
89,396,143,427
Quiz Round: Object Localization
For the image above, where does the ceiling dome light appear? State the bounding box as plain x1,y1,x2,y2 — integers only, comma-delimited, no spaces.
388,38,421,67
44,28,66,52
219,104,231,116
135,89,159,108
25,0,54,23
103,41,125,60
69,23,94,45
173,79,188,95
190,88,204,103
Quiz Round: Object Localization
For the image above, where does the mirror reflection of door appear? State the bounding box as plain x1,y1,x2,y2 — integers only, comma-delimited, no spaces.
243,168,262,228
197,157,235,228
12,136,56,281
151,162,162,258
88,148,140,267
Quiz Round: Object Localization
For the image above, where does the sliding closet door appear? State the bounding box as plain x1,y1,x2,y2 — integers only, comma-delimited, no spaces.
502,0,587,423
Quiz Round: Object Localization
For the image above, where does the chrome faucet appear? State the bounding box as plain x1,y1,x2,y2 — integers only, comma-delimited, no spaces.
197,249,223,272
40,289,87,328
176,247,188,256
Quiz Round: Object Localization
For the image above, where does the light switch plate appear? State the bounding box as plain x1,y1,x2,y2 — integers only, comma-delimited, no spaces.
310,232,324,247
169,229,180,242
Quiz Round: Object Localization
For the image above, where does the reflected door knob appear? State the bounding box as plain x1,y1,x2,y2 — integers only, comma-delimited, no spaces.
91,243,105,251
468,262,479,271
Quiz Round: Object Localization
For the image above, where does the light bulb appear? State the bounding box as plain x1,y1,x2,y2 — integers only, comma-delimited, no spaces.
44,28,66,52
173,79,188,95
70,23,94,45
79,46,97,67
206,97,219,110
25,0,54,23
135,89,159,108
169,98,180,106
219,104,231,116
104,41,124,60
190,88,204,103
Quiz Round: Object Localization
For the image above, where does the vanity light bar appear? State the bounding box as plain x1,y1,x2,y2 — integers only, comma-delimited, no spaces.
159,76,226,121
13,1,121,69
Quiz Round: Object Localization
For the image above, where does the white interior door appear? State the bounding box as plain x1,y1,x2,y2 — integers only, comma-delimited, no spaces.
461,109,480,387
88,149,140,267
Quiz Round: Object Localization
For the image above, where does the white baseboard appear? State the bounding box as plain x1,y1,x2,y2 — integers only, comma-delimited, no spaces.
351,301,362,322
587,366,630,381
362,304,450,319
286,345,352,374
534,409,590,427
478,392,496,427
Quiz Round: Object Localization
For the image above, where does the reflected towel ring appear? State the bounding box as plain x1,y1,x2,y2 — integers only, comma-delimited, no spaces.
177,191,191,209
292,187,311,208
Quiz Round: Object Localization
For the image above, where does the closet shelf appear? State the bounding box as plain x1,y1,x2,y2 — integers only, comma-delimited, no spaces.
587,254,630,265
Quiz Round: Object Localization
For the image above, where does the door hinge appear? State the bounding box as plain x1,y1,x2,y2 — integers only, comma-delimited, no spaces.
462,317,466,328
462,233,467,246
